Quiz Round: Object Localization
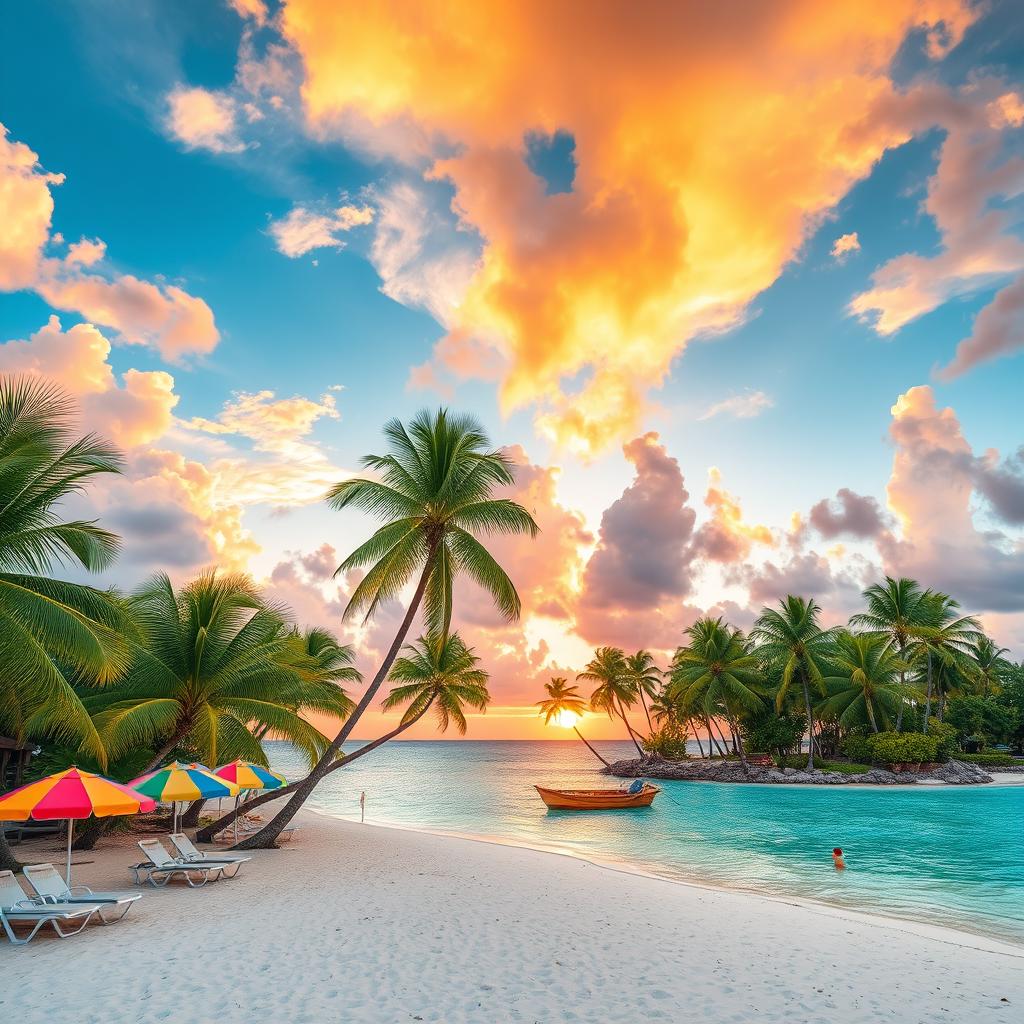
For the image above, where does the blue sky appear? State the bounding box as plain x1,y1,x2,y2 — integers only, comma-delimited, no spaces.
1,0,1023,726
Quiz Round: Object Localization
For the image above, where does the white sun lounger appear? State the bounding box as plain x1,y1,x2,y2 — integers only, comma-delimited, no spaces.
0,870,101,945
131,839,226,887
23,863,142,924
170,833,251,869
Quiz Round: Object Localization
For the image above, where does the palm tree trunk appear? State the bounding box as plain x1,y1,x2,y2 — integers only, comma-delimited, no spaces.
690,720,705,758
228,555,439,851
802,676,815,770
181,799,205,829
574,727,610,767
711,716,731,756
727,711,749,775
705,714,726,756
639,689,654,733
0,830,21,872
896,639,906,731
865,696,879,733
923,651,933,733
616,696,646,756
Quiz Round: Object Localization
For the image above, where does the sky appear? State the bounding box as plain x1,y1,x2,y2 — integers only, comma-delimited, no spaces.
1,0,1023,740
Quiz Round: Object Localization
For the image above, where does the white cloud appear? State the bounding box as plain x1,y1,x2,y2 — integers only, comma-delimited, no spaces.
698,390,774,421
269,203,374,258
830,232,860,261
165,86,244,154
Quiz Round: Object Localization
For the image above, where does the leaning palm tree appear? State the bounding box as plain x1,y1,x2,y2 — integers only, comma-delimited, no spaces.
236,409,538,849
579,647,645,755
537,677,608,766
88,571,351,774
750,596,837,769
669,618,764,773
382,632,490,735
914,592,981,730
851,577,931,729
818,632,916,733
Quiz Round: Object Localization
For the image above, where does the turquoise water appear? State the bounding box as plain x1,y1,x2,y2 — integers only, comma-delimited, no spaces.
265,739,1024,945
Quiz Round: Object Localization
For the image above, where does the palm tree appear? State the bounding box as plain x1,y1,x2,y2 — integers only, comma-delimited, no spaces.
0,378,137,872
750,596,837,769
236,409,537,848
624,650,661,733
851,577,931,729
88,571,352,773
382,632,490,735
969,636,1012,698
819,632,916,733
579,647,645,756
537,677,608,766
669,618,764,773
914,592,981,731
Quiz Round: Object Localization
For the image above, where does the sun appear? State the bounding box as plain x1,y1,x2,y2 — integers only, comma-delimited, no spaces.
554,709,580,729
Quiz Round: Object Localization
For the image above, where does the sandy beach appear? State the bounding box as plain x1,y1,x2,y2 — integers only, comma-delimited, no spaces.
2,809,1021,1024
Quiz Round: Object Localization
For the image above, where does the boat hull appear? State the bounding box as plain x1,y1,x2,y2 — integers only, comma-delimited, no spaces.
534,784,660,810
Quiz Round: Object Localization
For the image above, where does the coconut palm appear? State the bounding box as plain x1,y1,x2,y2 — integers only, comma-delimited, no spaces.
624,650,662,732
382,632,490,735
537,677,608,766
237,409,537,849
818,632,916,733
750,596,837,769
87,571,352,774
579,647,645,755
669,618,764,773
914,592,981,730
969,636,1012,697
0,377,137,766
850,577,931,729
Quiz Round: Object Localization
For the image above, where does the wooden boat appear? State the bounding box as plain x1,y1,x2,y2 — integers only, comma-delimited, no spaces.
534,784,660,810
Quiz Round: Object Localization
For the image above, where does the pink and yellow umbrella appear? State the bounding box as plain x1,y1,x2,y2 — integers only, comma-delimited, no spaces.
0,767,156,884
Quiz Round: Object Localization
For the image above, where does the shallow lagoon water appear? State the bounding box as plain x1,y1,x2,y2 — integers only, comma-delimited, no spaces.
265,739,1024,945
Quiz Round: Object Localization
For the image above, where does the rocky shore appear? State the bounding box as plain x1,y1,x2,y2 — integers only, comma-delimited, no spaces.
604,755,994,785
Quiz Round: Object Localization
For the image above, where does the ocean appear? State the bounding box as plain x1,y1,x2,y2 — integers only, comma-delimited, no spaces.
264,739,1024,945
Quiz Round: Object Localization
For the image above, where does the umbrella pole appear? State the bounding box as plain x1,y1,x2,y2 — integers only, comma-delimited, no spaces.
233,794,239,843
66,819,73,886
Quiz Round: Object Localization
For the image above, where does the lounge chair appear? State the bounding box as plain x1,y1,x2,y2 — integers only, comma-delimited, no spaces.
130,839,226,887
0,870,101,945
22,863,142,924
170,832,251,869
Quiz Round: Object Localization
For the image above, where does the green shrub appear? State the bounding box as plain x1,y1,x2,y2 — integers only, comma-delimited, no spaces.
872,731,939,765
777,756,872,775
925,719,959,762
958,752,1019,767
643,721,690,760
743,713,806,763
842,734,875,764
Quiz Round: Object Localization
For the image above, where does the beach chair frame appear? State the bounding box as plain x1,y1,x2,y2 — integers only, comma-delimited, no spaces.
22,863,142,924
0,870,101,945
131,839,226,887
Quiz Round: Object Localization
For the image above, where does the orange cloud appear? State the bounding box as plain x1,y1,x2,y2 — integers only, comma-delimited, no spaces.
269,202,373,258
693,467,774,563
165,86,244,153
280,0,977,452
830,232,861,261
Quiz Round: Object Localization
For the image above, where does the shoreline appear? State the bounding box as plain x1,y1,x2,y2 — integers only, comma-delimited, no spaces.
7,810,1023,1023
303,803,1024,957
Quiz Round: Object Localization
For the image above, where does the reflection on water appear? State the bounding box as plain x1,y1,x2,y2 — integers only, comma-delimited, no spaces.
266,739,1024,945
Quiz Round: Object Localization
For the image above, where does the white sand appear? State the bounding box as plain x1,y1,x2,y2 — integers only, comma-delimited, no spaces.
2,810,1022,1024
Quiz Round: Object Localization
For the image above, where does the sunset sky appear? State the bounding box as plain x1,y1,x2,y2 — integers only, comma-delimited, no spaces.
2,0,1023,739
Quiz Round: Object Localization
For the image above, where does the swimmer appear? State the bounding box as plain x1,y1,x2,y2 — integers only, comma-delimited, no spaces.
832,847,846,870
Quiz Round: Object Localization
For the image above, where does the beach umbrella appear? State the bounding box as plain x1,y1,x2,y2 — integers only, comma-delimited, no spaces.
0,767,156,884
214,760,286,840
129,761,240,832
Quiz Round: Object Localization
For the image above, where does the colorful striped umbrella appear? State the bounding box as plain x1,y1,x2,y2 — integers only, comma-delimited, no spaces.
214,760,286,791
214,760,286,842
129,761,240,834
0,767,156,884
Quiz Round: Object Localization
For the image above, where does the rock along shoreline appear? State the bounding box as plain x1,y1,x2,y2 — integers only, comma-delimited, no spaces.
604,755,994,786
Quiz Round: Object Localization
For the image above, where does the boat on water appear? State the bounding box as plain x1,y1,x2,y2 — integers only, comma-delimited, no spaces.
534,784,660,810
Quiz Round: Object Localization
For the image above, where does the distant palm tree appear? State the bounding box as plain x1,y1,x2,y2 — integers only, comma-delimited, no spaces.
537,677,608,766
751,596,837,769
624,650,662,732
238,409,537,849
579,647,645,755
851,577,931,729
914,592,980,730
0,378,136,766
969,636,1012,698
819,632,916,733
670,618,764,773
382,632,490,734
88,571,350,774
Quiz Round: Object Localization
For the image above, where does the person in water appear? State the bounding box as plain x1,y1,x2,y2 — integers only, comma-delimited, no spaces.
833,847,846,870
